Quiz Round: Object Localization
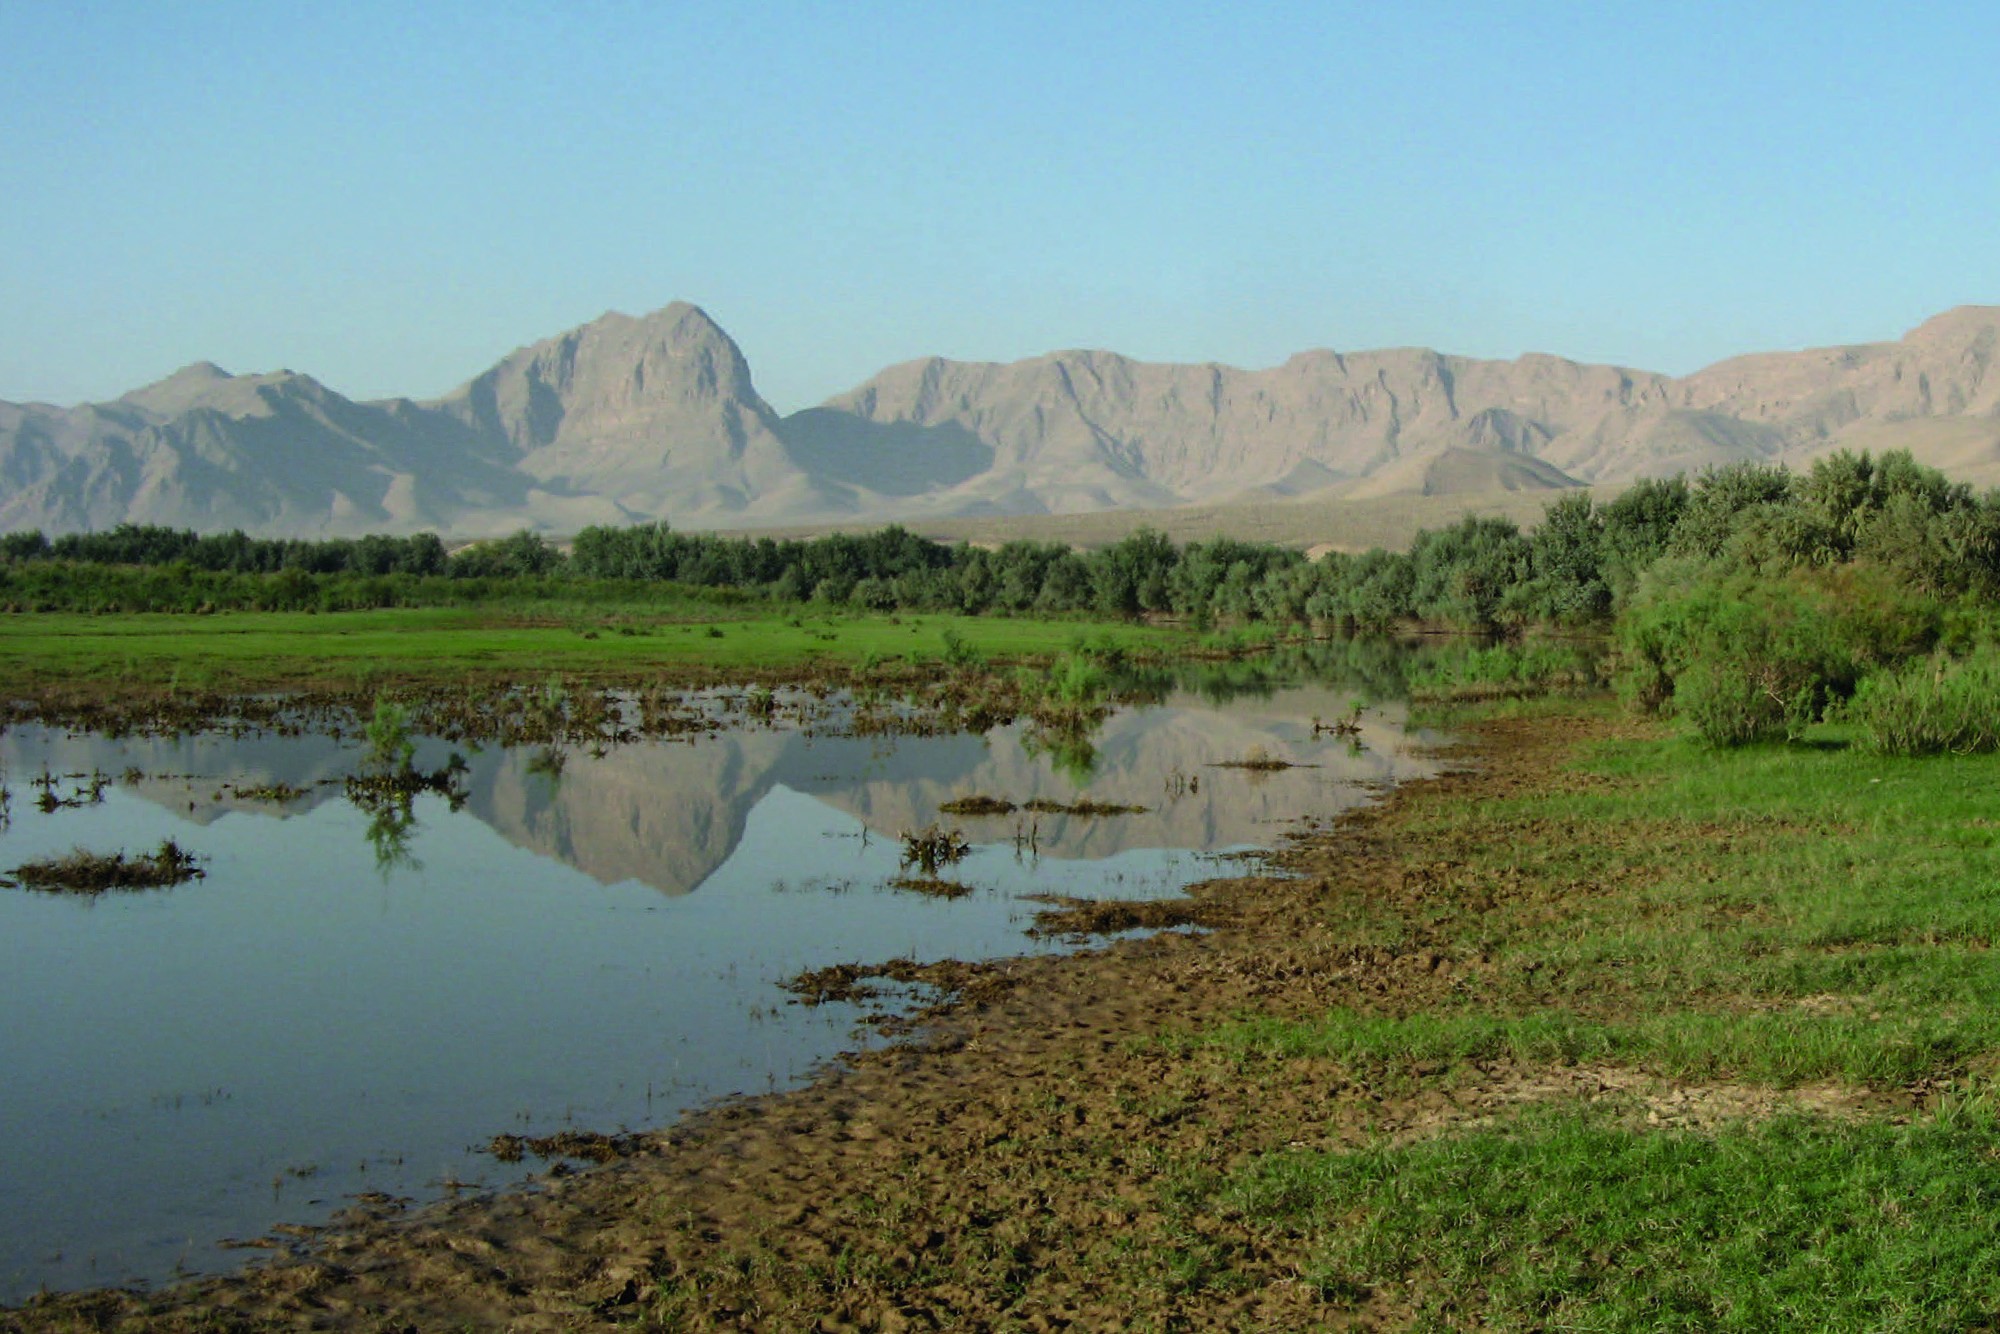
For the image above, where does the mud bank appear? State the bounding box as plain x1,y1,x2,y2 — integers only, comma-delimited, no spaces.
5,713,1603,1332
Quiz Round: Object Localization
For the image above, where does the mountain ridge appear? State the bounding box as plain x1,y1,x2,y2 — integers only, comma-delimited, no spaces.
4,304,1998,537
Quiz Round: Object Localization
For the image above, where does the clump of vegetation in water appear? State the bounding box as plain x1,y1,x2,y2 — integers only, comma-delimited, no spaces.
525,746,567,784
941,793,1147,817
347,693,470,873
32,769,108,812
939,794,1017,816
349,695,466,799
1213,744,1309,772
1311,702,1367,738
6,839,204,893
1015,652,1111,733
230,781,310,804
899,824,970,876
1021,797,1148,816
363,697,418,773
889,876,975,899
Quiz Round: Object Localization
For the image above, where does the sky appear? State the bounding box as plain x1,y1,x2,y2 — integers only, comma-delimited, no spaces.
3,1,1997,414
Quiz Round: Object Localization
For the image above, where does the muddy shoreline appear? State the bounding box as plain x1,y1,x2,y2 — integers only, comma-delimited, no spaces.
5,712,1591,1332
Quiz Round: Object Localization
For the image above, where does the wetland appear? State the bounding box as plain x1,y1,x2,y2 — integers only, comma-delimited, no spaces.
14,460,2000,1325
0,656,1440,1305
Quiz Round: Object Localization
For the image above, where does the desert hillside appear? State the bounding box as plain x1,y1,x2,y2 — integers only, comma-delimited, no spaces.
3,304,1995,538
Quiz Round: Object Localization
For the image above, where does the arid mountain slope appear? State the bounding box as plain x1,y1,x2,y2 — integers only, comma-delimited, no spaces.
0,305,836,537
806,348,1632,511
820,308,2000,505
0,364,529,535
3,304,1998,537
429,303,838,520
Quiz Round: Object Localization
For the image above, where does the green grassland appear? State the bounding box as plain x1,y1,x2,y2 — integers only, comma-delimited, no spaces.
1166,710,2000,1329
0,601,1191,695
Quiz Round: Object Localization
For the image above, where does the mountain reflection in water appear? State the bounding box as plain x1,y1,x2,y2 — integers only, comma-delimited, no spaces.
5,685,1436,897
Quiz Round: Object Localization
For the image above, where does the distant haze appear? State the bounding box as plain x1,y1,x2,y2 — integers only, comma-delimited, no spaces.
3,303,1998,540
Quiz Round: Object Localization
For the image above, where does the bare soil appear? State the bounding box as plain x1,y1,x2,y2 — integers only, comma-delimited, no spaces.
5,712,1672,1332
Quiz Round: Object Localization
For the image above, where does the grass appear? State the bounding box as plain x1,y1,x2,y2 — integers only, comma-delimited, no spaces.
1223,1102,2000,1331
1199,1006,1984,1088
1160,711,2000,1326
0,604,1188,694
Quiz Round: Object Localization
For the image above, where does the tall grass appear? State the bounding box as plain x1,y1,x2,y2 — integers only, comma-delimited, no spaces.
1405,640,1601,701
1849,645,2000,755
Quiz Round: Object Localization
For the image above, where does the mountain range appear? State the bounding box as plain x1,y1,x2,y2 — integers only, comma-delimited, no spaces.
4,303,1998,538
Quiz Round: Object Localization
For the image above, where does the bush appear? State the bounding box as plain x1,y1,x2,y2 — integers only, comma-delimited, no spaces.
1672,657,1813,746
1850,647,2000,755
1614,567,1940,745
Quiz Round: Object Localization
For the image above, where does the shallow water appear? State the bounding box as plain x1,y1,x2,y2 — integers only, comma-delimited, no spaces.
0,678,1439,1302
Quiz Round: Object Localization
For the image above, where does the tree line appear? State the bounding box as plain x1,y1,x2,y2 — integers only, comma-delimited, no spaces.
6,449,2000,635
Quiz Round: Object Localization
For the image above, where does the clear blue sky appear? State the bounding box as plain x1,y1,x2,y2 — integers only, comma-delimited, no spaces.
3,1,1995,413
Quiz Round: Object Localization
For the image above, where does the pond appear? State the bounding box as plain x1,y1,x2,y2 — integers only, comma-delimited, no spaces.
0,666,1443,1303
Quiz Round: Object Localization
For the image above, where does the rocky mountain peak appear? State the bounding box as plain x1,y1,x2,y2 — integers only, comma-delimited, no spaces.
118,361,236,416
1904,304,2000,362
116,362,341,421
1904,305,2000,351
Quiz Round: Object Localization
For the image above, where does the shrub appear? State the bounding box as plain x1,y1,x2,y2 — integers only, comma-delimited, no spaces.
1850,647,2000,755
1613,567,1940,745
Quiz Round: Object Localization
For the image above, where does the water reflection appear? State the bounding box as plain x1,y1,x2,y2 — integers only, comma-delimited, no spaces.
0,659,1442,1303
5,684,1435,898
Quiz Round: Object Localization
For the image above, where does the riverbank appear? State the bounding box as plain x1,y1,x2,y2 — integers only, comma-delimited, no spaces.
12,700,2000,1330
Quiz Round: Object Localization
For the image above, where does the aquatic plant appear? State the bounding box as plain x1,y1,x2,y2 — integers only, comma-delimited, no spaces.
899,824,970,876
6,839,204,893
1020,797,1148,816
1312,701,1366,738
31,769,108,812
231,781,310,803
889,876,975,899
526,745,567,784
363,697,416,773
939,794,1017,816
525,676,570,736
1213,744,1304,772
1016,652,1111,730
484,1130,634,1164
